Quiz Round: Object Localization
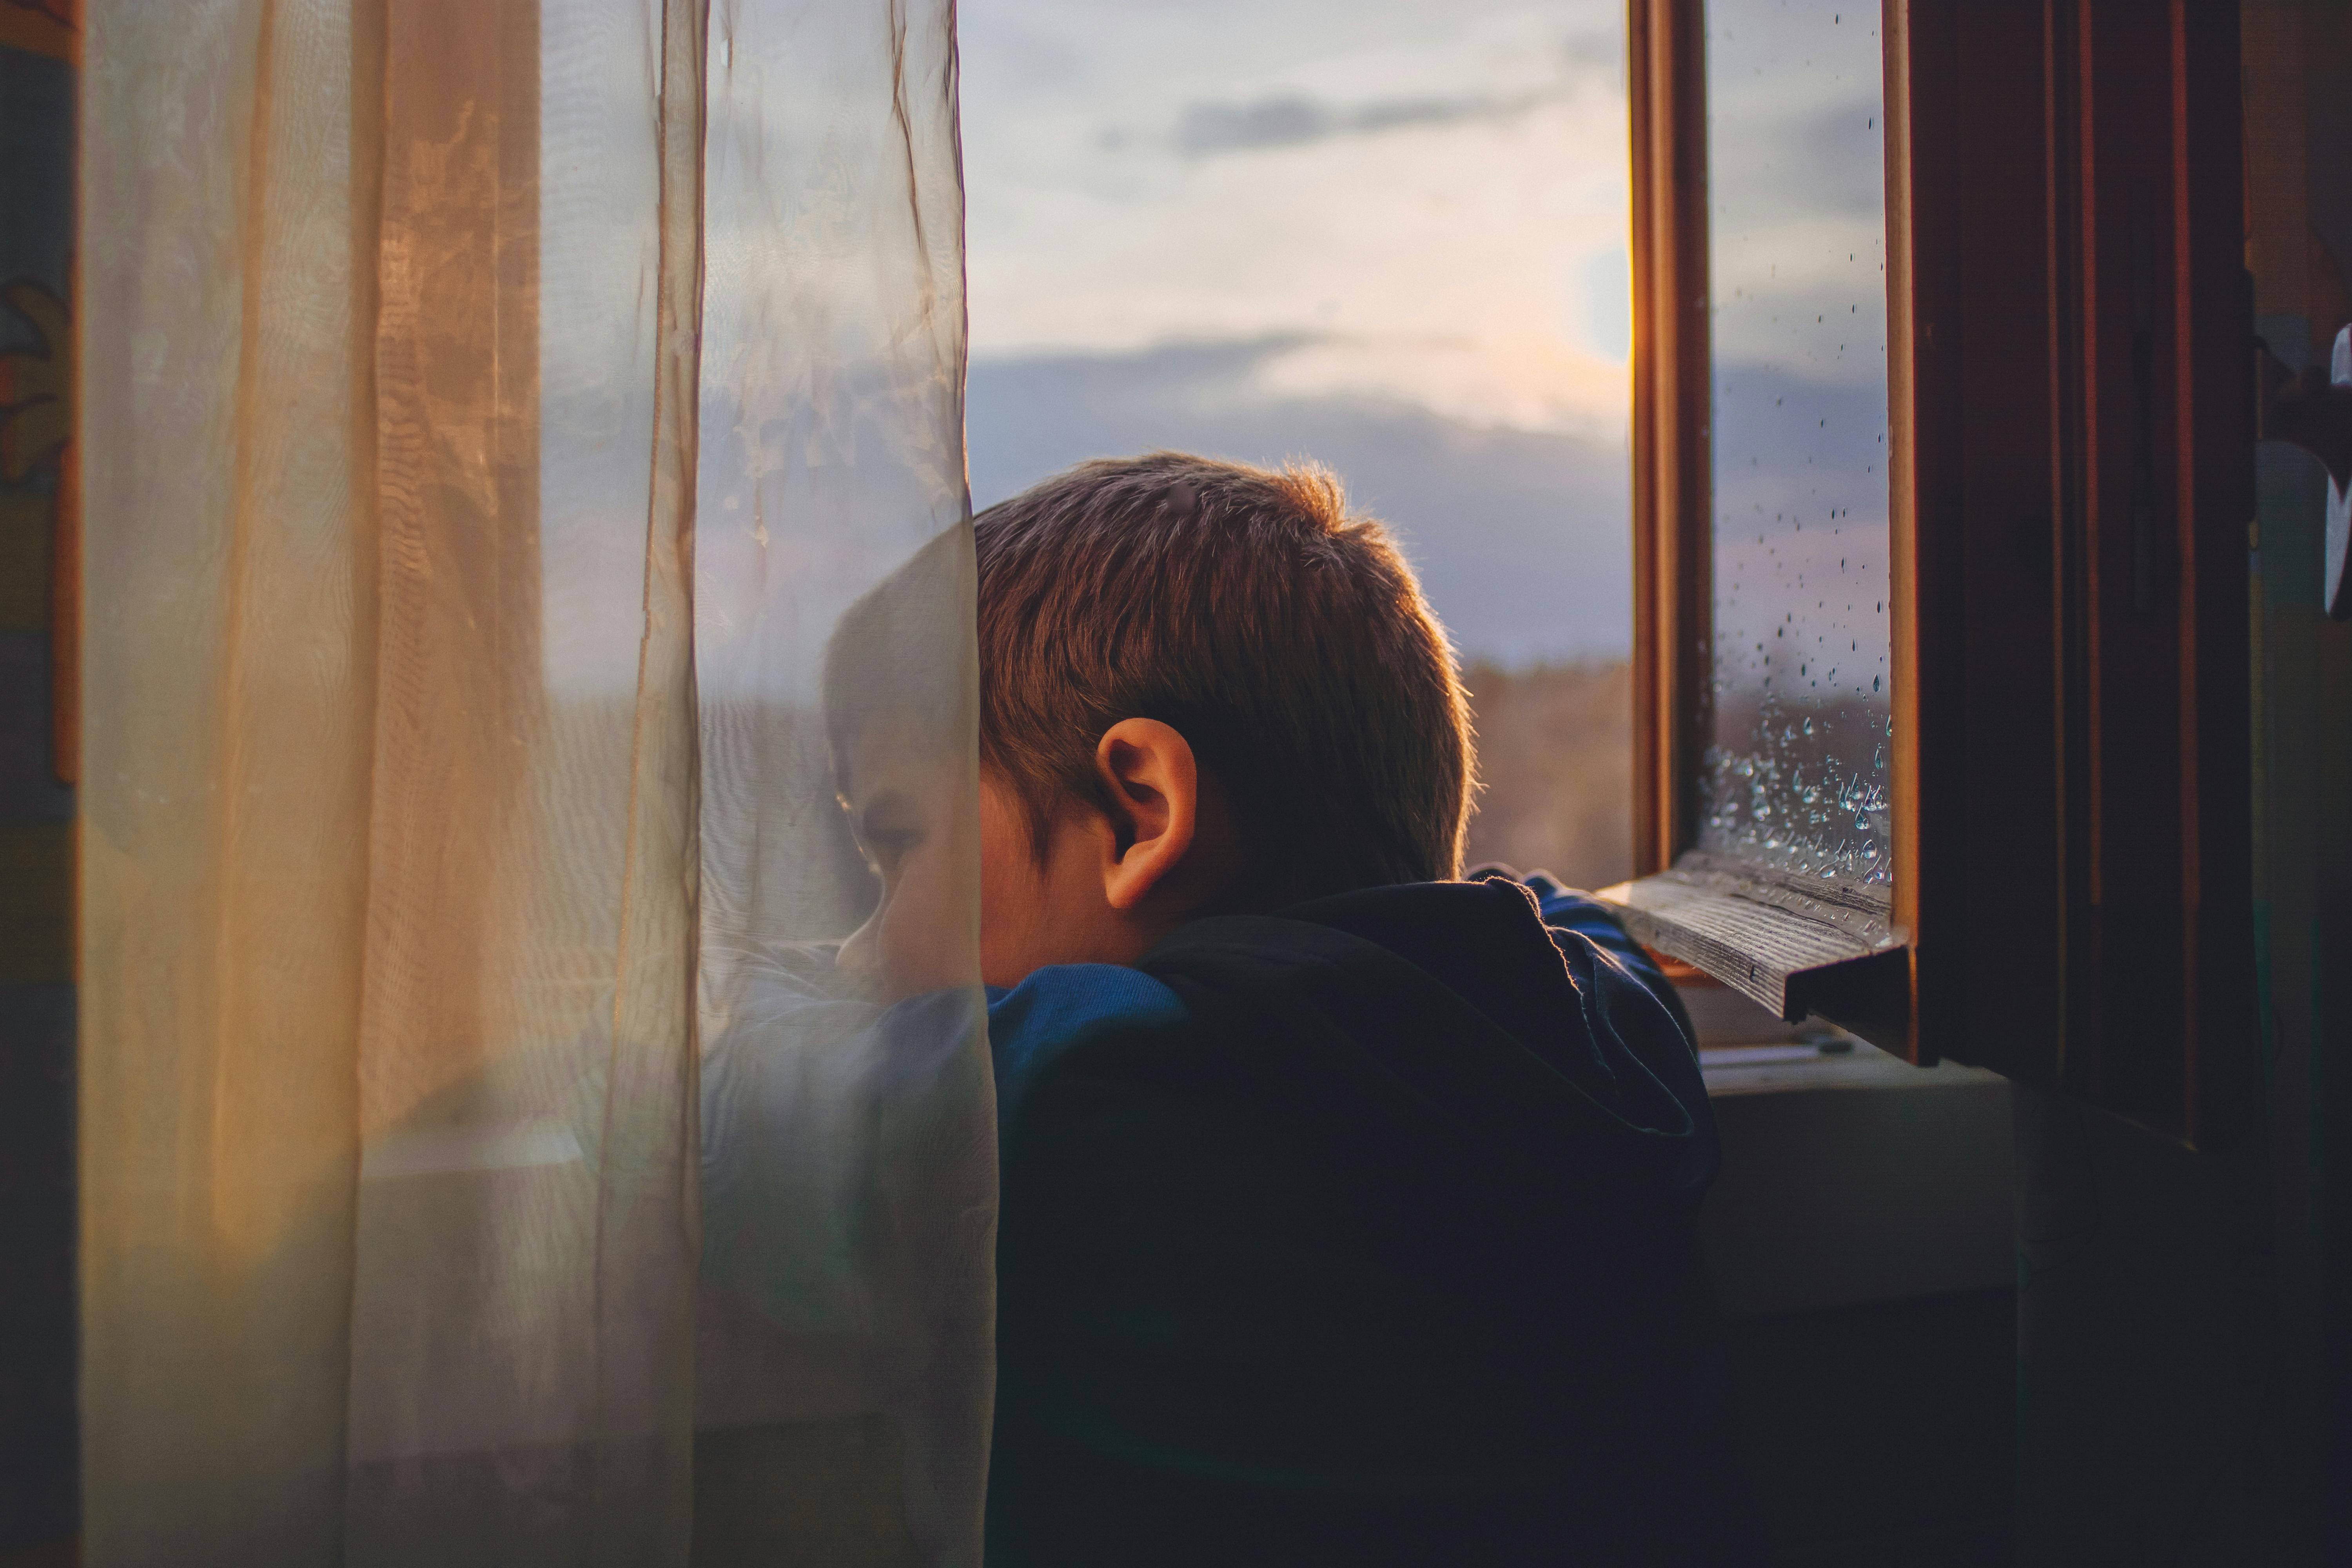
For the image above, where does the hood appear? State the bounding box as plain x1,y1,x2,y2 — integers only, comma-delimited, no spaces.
1135,876,1716,1206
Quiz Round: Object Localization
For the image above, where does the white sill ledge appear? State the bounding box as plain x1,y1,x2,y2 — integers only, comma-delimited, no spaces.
1695,1024,2015,1318
1702,1039,2007,1098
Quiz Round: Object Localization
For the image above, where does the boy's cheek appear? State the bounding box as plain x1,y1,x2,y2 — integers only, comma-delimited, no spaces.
975,788,1026,950
975,846,1027,988
873,849,978,999
976,786,1067,988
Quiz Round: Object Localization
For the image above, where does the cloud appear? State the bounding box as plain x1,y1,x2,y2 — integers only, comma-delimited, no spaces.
1250,333,1625,437
1100,85,1571,159
1171,94,1334,154
1183,88,1551,155
967,338,1635,666
1711,98,1885,225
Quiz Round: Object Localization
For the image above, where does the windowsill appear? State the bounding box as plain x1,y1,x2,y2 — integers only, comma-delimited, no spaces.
1599,862,1907,1047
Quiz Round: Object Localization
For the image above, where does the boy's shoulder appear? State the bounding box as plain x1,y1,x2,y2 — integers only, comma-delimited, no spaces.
984,961,1192,1119
985,961,1188,1060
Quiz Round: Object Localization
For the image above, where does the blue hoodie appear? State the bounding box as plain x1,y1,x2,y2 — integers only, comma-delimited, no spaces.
982,873,1742,1565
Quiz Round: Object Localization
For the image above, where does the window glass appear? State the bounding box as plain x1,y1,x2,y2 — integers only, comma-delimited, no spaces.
1700,0,1891,887
960,0,1636,889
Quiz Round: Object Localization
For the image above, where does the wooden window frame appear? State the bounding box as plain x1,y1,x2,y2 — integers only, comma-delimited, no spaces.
1615,0,2255,1147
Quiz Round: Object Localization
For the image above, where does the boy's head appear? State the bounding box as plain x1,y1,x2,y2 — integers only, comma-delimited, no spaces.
968,452,1474,984
826,453,1475,996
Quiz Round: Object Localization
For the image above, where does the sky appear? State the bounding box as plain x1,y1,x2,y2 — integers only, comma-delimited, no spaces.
956,0,1638,666
525,0,1884,699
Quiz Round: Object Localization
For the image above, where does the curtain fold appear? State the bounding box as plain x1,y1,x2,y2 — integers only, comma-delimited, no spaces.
80,5,376,1557
690,0,989,1556
79,1,988,1562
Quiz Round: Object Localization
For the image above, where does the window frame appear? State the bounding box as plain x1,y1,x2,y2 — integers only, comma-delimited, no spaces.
1616,0,2256,1147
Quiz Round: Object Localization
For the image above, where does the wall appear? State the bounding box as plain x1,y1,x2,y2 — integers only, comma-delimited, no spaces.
2010,6,2352,1563
2245,2,2352,1552
1699,1043,2016,1564
0,2,77,1559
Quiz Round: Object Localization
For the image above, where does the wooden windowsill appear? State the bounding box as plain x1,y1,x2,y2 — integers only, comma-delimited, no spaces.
1599,851,1914,1058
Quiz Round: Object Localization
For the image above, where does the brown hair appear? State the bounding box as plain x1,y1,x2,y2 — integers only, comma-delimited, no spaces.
975,451,1475,904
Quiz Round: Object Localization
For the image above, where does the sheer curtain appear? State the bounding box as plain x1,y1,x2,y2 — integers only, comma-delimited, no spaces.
76,1,988,1563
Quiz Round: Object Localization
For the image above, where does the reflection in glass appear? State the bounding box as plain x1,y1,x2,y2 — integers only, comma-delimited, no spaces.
1701,0,1891,887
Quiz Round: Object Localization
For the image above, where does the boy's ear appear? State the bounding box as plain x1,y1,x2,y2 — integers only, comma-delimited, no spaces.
1091,718,1199,911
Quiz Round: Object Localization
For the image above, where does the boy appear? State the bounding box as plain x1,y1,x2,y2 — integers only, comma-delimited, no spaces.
855,453,1744,1563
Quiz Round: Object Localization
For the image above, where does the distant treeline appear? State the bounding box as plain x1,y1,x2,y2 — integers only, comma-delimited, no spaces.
1460,659,1633,895
562,668,1633,931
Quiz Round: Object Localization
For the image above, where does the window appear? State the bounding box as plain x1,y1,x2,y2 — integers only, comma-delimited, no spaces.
1615,0,2254,1145
1699,1,1891,892
960,0,1640,891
